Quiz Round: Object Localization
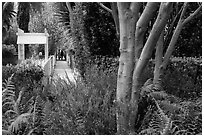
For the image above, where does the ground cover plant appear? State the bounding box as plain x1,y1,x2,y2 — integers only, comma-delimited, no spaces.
2,57,202,135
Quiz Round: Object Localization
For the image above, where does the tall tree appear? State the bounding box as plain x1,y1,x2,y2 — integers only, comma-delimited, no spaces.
17,2,43,58
2,2,16,43
100,2,201,134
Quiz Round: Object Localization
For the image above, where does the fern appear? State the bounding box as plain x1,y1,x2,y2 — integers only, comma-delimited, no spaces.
29,95,46,135
8,113,32,134
149,91,168,100
2,75,17,117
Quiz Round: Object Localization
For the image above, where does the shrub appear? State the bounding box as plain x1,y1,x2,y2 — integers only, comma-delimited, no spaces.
71,3,119,77
163,57,202,99
2,64,17,82
2,75,47,135
42,66,117,135
85,56,202,100
13,59,44,93
2,44,18,65
2,59,45,102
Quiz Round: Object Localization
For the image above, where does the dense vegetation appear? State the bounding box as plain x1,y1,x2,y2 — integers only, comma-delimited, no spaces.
2,57,202,135
2,2,202,135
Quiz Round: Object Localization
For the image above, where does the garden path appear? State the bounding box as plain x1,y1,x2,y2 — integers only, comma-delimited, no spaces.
53,61,76,84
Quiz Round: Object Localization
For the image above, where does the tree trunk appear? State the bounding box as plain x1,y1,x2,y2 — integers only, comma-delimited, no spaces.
153,31,164,89
129,3,159,132
130,2,172,133
116,2,140,134
17,2,30,59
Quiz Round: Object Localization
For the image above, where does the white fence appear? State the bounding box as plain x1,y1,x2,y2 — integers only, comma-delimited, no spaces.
42,55,56,77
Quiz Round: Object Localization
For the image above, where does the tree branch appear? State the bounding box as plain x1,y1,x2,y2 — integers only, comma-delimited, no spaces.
111,2,119,36
183,4,202,25
163,4,183,48
98,2,112,13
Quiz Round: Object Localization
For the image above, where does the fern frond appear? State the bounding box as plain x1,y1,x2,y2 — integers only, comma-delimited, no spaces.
150,91,168,100
153,78,163,91
8,113,32,133
75,111,85,130
139,128,157,135
2,92,15,98
2,101,15,108
5,109,17,115
159,100,181,114
144,78,153,87
14,90,24,114
2,96,15,103
32,95,46,134
2,73,15,89
161,118,172,135
2,129,11,135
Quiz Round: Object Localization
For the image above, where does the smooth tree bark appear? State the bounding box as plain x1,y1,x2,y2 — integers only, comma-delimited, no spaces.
134,3,159,60
116,3,141,134
130,3,173,133
100,2,173,134
153,30,164,89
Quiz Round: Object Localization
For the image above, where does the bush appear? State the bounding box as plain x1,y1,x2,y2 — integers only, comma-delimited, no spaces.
41,65,117,135
2,56,201,135
2,44,18,65
2,64,17,82
2,59,45,101
163,57,202,99
88,56,202,100
71,3,119,77
14,59,44,91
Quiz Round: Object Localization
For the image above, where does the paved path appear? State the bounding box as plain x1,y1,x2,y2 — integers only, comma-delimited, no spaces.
53,61,76,84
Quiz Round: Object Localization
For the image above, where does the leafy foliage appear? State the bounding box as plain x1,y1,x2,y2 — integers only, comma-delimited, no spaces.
137,78,202,135
2,75,48,135
2,2,16,41
56,2,119,77
40,66,117,135
2,44,18,65
173,3,202,57
2,57,201,135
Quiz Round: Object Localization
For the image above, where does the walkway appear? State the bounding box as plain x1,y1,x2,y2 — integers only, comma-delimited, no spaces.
53,61,76,84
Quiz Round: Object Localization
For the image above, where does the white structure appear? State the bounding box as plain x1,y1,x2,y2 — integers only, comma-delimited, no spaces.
16,28,49,62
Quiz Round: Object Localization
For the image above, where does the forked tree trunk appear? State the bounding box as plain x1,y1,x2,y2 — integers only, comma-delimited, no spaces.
116,2,173,134
129,3,159,132
130,3,172,133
